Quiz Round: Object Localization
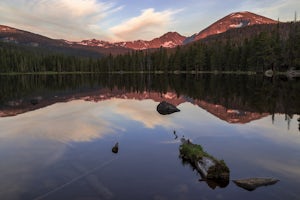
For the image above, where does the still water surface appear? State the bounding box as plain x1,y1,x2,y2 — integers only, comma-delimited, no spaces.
0,74,299,200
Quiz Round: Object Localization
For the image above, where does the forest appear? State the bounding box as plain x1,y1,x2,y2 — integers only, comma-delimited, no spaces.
0,21,299,73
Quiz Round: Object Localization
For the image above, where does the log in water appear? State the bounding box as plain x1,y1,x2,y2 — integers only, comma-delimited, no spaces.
179,138,230,184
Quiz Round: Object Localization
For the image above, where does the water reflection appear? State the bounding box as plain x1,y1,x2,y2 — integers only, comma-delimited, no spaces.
0,73,299,117
0,98,299,199
0,74,299,200
180,157,230,189
0,99,183,144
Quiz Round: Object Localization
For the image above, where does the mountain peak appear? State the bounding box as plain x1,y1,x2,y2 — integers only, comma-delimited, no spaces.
162,31,182,37
191,11,277,41
111,32,186,50
152,32,186,48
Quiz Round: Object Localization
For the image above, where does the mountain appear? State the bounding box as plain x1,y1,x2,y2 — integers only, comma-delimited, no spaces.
0,24,185,53
75,39,117,49
115,32,186,50
77,32,186,50
0,25,130,56
0,11,277,53
184,11,277,43
77,12,277,49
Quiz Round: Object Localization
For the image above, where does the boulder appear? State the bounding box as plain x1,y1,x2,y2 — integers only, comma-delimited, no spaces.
30,99,39,105
30,96,42,105
157,101,180,115
112,142,119,154
233,177,279,191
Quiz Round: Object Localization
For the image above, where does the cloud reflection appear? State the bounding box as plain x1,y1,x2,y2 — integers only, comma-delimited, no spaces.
0,99,180,199
236,114,300,146
256,159,300,180
0,101,117,143
0,99,180,145
113,99,179,129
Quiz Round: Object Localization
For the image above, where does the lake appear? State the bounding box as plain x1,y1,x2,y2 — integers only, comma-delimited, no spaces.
0,73,299,200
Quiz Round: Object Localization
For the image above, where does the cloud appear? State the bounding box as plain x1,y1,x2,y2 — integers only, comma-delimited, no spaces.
238,0,300,21
0,0,121,40
110,8,180,41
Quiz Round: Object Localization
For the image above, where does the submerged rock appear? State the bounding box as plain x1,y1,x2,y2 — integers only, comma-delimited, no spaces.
30,96,42,105
264,69,274,77
112,142,119,154
233,177,279,191
30,99,39,105
157,101,180,115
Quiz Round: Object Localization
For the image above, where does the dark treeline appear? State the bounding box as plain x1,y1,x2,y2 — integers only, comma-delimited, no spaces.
0,22,299,73
105,22,300,72
0,74,299,115
0,43,101,72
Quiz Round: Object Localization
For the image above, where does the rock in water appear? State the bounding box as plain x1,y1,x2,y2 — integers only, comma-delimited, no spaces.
30,99,39,105
112,142,119,154
157,101,180,115
233,178,279,191
30,96,42,105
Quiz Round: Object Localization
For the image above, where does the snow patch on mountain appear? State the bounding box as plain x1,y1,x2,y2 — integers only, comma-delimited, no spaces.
162,41,176,48
163,92,177,99
229,22,244,28
231,14,244,18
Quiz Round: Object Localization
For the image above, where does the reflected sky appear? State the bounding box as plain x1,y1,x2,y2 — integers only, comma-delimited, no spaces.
0,98,299,200
0,99,180,143
0,98,181,199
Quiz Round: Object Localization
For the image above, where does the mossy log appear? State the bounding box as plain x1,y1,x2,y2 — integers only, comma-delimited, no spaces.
179,138,230,182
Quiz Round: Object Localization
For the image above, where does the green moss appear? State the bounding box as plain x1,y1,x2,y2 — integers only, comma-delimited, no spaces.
180,142,214,162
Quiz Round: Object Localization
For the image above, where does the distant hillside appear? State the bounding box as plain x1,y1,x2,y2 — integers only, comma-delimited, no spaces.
1,11,299,73
0,25,129,57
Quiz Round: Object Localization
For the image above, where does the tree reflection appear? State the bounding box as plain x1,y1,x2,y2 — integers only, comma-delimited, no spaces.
180,158,230,189
298,117,300,132
0,73,299,117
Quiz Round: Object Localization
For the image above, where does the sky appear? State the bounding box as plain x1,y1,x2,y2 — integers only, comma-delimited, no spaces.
0,0,299,42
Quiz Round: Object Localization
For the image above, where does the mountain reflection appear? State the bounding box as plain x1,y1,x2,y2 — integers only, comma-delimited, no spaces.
0,73,299,124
